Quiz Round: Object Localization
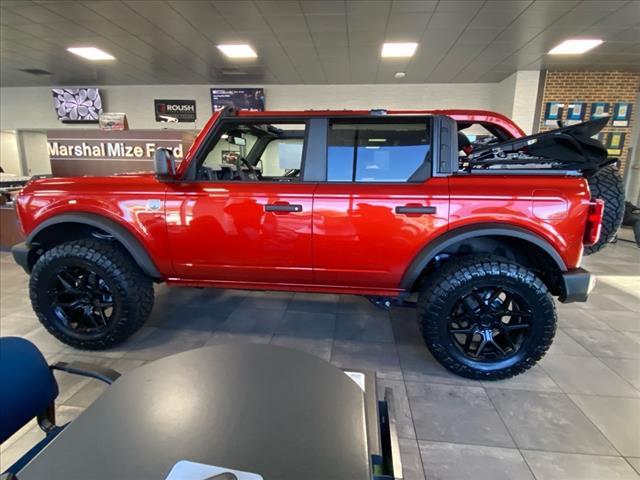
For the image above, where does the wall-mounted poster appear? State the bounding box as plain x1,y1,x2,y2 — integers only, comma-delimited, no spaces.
590,102,610,120
99,112,128,131
565,102,585,125
52,88,103,123
211,88,265,112
154,99,196,123
612,102,632,127
606,132,625,156
544,102,564,127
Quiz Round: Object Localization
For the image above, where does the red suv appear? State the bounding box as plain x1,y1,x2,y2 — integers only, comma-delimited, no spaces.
12,108,620,380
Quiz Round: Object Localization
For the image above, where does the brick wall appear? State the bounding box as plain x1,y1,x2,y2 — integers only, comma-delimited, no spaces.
539,71,639,172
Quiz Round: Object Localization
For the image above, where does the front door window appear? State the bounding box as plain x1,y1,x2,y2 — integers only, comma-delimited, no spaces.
199,122,306,182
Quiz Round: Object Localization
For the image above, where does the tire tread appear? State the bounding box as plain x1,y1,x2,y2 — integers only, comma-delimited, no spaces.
29,239,154,350
417,255,556,380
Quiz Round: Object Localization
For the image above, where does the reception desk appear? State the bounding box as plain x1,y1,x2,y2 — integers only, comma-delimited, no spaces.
0,204,23,250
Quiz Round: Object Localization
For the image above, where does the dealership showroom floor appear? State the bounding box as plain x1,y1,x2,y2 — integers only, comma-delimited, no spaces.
1,232,639,479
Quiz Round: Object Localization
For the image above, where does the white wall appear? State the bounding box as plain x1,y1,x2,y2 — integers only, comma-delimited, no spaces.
0,75,543,176
509,71,542,135
493,74,517,120
21,131,51,175
0,131,21,175
492,71,541,135
0,82,514,132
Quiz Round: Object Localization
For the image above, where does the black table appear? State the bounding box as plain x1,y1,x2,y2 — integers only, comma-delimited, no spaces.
19,344,397,480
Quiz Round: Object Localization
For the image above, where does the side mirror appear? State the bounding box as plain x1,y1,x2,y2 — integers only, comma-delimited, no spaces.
154,148,176,180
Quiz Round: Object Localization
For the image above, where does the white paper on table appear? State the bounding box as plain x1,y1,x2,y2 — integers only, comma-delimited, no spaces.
165,460,264,480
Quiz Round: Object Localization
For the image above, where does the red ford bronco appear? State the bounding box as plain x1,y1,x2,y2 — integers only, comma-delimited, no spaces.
12,108,624,379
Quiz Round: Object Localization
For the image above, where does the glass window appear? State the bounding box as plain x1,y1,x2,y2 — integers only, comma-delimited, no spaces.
199,122,306,181
327,119,431,182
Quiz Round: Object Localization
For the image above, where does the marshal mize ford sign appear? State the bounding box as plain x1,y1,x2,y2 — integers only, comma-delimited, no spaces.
46,130,195,177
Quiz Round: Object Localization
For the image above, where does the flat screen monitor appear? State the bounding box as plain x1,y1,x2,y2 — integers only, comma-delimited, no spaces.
52,88,103,123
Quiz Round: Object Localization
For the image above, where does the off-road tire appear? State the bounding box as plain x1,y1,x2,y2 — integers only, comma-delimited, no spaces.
30,239,154,350
417,256,556,380
585,164,625,255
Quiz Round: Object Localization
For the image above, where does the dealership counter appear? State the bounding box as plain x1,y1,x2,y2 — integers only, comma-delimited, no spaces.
0,176,26,249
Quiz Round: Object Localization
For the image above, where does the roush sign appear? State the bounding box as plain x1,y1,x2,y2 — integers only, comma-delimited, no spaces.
47,130,196,177
154,99,196,122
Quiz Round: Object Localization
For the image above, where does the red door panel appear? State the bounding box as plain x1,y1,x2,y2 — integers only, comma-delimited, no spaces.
313,179,449,289
166,182,315,283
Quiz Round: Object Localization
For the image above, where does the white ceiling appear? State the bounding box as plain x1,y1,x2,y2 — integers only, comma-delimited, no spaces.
1,0,639,86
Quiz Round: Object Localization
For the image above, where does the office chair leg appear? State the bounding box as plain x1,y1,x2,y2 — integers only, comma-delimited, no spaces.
37,402,57,434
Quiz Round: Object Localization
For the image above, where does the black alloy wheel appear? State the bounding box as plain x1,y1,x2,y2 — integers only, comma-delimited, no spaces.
447,287,531,361
417,255,556,380
49,264,116,338
30,239,154,350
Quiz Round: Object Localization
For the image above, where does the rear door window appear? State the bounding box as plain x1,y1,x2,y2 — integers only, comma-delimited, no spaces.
327,119,432,182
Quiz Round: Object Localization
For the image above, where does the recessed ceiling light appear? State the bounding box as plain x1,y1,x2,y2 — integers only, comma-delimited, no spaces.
382,43,418,58
67,47,115,60
394,71,406,78
217,44,258,58
549,39,603,55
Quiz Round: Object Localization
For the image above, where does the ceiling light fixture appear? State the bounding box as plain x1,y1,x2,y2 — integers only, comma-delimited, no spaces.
394,71,406,78
217,44,258,58
67,47,115,60
382,43,418,58
548,39,603,55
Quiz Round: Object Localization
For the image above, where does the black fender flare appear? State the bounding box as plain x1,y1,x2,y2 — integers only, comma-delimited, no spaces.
400,223,567,290
27,213,162,279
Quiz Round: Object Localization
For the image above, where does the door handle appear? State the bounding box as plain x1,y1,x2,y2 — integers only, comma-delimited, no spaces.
395,205,436,215
265,203,303,213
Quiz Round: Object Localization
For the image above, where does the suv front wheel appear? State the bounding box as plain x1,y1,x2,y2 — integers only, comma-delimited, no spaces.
29,239,154,350
417,256,556,380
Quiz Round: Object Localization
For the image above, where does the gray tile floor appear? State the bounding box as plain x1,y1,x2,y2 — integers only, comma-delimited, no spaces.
1,234,639,479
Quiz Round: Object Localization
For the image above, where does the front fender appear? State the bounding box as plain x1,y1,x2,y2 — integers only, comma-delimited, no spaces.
27,212,163,279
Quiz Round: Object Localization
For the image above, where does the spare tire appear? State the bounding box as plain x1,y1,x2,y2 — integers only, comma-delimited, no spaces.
584,164,625,255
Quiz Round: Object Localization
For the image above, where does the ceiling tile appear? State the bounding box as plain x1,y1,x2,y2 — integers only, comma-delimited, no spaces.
390,1,437,14
300,1,345,15
0,7,39,25
312,31,348,47
307,14,347,33
275,30,314,46
5,4,66,23
254,1,303,16
1,0,638,86
347,1,390,16
385,12,434,38
263,15,309,33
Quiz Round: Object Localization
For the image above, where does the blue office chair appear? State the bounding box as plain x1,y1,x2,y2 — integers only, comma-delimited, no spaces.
0,337,120,476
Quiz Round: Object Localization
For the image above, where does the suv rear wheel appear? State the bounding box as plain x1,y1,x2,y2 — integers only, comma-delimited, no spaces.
417,256,556,380
29,239,154,350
